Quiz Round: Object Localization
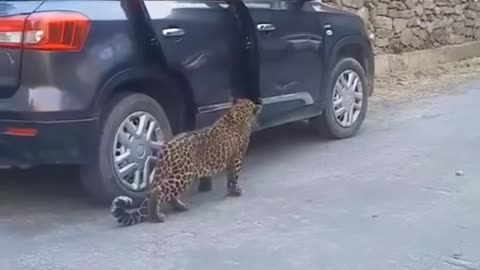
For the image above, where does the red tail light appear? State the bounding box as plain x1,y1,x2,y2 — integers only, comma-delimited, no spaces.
0,11,90,51
2,127,38,137
0,15,25,48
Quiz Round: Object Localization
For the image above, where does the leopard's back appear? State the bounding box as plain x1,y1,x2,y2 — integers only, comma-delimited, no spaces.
154,131,198,181
192,127,246,178
156,126,245,180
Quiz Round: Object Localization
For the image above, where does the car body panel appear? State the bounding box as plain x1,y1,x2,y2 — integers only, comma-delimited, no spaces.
0,1,140,120
0,0,374,166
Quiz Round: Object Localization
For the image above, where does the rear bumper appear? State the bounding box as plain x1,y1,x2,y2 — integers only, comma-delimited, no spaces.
0,118,99,166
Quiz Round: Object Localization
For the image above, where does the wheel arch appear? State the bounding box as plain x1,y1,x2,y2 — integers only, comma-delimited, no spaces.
327,35,374,96
93,67,197,134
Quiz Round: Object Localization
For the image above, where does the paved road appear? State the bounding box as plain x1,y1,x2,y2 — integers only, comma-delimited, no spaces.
1,80,480,270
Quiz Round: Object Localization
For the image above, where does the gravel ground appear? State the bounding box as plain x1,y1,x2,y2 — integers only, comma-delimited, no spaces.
371,57,480,111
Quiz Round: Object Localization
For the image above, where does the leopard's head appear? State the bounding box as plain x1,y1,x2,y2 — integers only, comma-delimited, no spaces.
223,98,262,128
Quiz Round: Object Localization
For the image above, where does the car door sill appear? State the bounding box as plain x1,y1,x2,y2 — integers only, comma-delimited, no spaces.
197,92,315,114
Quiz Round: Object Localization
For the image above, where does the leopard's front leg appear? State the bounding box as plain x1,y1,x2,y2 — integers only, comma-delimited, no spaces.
227,157,245,197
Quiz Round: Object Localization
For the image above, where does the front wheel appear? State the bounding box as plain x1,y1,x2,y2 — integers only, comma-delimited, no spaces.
81,92,173,204
311,57,369,139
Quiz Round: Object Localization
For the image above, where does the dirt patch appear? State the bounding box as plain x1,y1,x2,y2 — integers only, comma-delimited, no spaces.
370,57,480,111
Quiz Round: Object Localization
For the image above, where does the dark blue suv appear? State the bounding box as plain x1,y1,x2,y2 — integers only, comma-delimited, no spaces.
0,0,374,203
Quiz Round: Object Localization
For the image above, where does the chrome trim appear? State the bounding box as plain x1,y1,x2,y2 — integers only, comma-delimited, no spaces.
261,92,314,105
197,92,314,114
257,23,276,32
162,28,185,37
198,102,232,114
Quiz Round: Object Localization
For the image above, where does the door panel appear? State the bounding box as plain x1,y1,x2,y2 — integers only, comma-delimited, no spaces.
145,0,237,107
246,0,325,102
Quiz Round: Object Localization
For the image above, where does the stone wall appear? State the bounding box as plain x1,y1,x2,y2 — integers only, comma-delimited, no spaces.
323,0,480,54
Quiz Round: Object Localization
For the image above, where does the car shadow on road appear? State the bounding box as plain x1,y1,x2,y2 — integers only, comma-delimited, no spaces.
0,165,88,207
0,121,326,213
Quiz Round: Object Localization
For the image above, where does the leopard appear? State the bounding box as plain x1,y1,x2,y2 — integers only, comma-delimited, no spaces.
110,98,262,226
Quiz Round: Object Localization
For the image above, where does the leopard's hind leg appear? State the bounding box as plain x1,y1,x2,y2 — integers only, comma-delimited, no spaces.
170,197,190,212
169,173,195,212
148,186,167,223
151,174,195,218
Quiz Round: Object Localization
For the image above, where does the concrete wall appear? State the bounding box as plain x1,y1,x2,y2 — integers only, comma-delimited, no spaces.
323,0,480,55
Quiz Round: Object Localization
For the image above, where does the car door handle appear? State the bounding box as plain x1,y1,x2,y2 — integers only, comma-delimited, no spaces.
162,28,185,37
257,23,276,32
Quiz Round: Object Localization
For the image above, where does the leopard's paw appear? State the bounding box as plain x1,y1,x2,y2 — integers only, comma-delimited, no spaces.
227,186,244,197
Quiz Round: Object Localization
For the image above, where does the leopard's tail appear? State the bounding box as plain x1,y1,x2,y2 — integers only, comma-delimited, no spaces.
110,196,148,226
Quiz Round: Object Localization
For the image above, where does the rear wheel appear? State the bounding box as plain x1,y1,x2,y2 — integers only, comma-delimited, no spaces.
81,92,172,204
311,57,368,139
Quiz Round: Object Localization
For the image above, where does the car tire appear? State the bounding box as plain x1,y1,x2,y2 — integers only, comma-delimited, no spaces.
311,57,369,139
81,92,173,205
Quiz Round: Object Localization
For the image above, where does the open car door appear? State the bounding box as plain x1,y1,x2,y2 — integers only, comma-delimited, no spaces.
121,0,263,127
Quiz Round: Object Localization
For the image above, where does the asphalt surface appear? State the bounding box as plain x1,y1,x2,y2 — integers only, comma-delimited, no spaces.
1,80,480,270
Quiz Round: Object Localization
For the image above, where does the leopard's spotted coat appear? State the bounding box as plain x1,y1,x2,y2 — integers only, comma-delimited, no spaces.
111,98,261,226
